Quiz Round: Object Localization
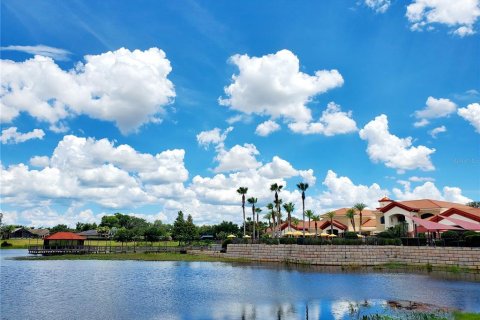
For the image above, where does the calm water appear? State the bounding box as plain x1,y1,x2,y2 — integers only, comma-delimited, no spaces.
1,250,480,320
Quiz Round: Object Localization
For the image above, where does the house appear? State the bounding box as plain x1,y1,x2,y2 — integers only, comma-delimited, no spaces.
77,229,101,240
9,227,50,239
374,197,480,235
319,208,377,234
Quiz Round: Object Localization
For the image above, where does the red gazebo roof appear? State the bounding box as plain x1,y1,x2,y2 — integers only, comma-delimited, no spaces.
44,232,86,240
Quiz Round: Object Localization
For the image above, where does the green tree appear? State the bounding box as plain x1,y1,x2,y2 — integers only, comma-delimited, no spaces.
270,183,283,237
172,211,186,241
50,224,70,233
345,208,356,233
185,214,198,240
297,182,309,237
255,207,262,239
247,197,258,240
354,203,367,234
305,210,314,233
266,203,276,236
326,211,336,235
213,221,239,237
283,202,295,232
114,227,133,247
144,226,162,243
237,187,248,236
100,215,120,228
467,201,480,208
76,222,98,232
312,215,320,237
1,225,16,239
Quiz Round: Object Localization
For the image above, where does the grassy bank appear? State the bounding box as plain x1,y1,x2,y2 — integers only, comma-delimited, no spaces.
1,239,180,249
13,252,246,263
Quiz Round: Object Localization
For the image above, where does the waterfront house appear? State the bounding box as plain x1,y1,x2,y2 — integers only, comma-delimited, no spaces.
43,232,86,247
77,229,101,240
374,197,480,235
9,227,50,239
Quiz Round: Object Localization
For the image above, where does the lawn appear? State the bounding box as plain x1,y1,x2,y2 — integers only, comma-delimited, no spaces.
1,239,181,249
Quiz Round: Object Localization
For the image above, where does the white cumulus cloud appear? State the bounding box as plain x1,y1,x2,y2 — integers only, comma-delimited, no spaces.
413,97,457,128
214,144,262,173
219,49,344,124
1,47,175,134
255,120,281,136
197,127,233,149
0,127,45,144
359,114,436,173
458,102,480,133
393,181,472,204
429,125,447,138
406,0,480,36
288,102,357,136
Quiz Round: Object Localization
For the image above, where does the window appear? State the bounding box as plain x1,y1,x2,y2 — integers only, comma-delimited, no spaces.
380,216,385,224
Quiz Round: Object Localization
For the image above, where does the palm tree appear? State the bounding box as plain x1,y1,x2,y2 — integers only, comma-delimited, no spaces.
264,212,272,229
266,203,276,236
297,182,309,237
312,215,320,237
354,203,367,234
325,211,336,235
275,199,283,225
247,197,258,240
283,202,295,232
255,207,262,239
345,208,356,233
237,187,248,236
305,209,314,234
270,183,283,237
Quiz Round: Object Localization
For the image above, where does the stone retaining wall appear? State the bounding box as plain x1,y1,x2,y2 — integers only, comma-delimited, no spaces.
225,244,480,269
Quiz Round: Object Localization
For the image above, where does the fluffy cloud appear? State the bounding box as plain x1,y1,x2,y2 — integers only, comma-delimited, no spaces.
458,102,480,133
318,170,387,209
219,49,344,124
197,127,233,149
365,0,391,13
406,0,480,36
0,45,71,60
1,47,175,133
1,135,188,209
214,144,261,173
428,125,447,138
0,127,45,144
359,114,436,173
255,120,280,136
393,181,472,204
288,102,357,136
413,97,457,127
409,176,435,182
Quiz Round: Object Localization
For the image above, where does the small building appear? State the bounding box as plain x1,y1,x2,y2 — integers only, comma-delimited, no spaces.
77,229,101,240
10,227,50,239
44,232,86,247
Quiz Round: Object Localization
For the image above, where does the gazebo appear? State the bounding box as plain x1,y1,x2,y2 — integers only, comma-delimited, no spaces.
44,232,86,248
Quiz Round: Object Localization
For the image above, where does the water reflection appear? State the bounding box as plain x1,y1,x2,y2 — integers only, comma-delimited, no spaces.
1,250,479,320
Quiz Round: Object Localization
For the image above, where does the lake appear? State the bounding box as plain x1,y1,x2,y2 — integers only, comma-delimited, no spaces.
1,249,480,320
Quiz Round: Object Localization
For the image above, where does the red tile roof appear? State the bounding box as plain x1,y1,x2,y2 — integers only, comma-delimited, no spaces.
361,218,377,228
45,232,86,240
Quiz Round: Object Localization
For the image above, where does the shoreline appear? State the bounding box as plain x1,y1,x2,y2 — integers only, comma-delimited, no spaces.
11,251,480,276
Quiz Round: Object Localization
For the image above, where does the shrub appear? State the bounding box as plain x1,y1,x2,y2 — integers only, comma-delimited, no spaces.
221,239,232,249
279,238,297,245
377,231,394,239
344,231,358,239
418,232,426,238
441,231,459,239
461,231,478,239
465,235,480,247
260,238,278,245
1,241,12,247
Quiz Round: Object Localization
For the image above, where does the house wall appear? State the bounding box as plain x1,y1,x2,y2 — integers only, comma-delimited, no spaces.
225,244,480,270
383,207,415,232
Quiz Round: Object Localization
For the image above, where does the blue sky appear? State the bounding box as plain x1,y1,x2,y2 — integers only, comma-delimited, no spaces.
1,0,479,227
